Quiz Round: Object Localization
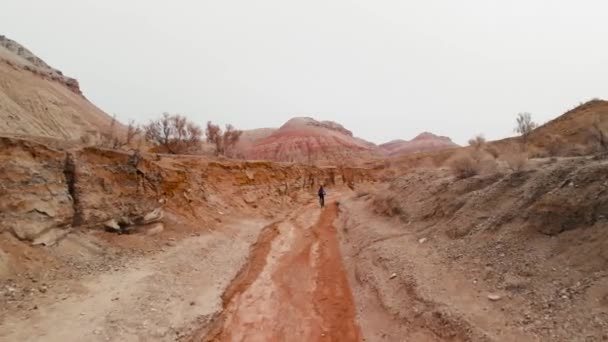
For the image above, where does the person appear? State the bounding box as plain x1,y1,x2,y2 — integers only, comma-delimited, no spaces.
318,185,326,207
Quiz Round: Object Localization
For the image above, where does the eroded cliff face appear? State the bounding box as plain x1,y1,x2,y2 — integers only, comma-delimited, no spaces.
0,137,376,245
0,138,74,241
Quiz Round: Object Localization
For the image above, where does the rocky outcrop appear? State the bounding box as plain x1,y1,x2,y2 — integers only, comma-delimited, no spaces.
245,117,383,165
380,132,458,156
0,35,81,94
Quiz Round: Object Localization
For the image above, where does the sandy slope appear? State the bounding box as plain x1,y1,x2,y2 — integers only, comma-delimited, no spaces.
0,36,116,141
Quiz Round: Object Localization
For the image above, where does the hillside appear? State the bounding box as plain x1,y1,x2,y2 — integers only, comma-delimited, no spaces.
0,35,115,141
527,99,608,154
380,132,459,156
245,117,383,165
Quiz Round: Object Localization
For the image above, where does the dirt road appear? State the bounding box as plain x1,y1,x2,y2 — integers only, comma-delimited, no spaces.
200,202,362,341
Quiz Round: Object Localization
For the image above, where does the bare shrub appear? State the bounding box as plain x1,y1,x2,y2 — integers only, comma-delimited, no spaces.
143,113,202,154
97,116,143,150
206,121,243,157
449,154,480,179
468,135,486,150
515,112,538,144
80,133,93,146
372,193,408,221
504,152,528,172
125,120,141,147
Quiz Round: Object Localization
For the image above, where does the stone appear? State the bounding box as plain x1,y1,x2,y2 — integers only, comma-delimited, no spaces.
32,227,71,246
418,237,427,244
487,293,502,301
103,219,120,232
389,273,397,279
138,208,163,225
11,222,49,241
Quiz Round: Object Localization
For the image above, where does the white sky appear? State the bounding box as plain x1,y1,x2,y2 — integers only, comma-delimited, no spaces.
2,0,607,144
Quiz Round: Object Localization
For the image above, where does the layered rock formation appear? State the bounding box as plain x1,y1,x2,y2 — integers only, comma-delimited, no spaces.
245,117,383,165
0,136,375,244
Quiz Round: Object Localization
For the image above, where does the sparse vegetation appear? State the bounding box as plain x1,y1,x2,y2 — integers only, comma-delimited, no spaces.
468,135,486,150
97,116,142,150
143,113,203,154
206,121,243,157
515,112,538,144
448,154,480,179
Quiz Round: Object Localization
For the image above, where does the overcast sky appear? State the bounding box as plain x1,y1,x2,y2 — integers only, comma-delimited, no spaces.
2,1,607,144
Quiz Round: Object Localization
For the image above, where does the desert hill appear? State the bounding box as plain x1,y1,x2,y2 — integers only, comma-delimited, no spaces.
525,99,608,154
245,117,383,164
0,35,115,141
380,132,459,156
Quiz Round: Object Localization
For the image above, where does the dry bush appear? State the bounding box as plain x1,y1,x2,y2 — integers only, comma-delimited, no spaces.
97,116,143,150
515,112,538,144
143,113,202,154
372,193,408,221
448,153,481,179
80,133,93,146
503,152,528,172
468,135,486,150
206,121,243,157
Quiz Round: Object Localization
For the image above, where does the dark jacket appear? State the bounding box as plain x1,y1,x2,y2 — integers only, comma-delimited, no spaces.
318,187,326,197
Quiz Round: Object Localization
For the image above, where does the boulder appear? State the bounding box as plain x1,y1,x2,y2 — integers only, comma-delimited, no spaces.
32,227,71,246
11,222,50,241
103,219,121,232
138,208,163,225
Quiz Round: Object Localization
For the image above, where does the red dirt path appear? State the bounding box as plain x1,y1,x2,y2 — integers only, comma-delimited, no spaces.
203,203,361,342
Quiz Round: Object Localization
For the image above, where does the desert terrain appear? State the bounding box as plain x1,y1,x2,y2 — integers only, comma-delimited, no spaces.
1,35,607,342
